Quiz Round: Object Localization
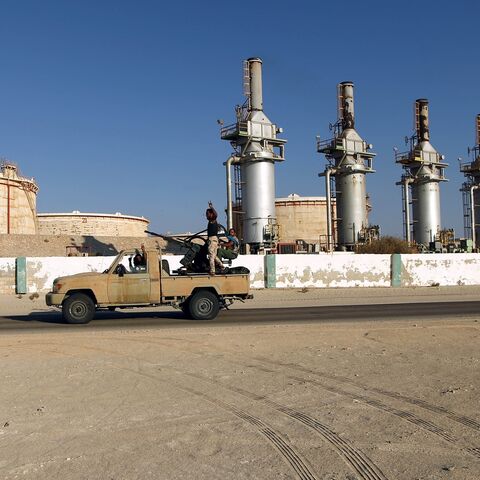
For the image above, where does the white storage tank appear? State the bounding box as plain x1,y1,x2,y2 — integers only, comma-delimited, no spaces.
275,194,336,245
37,211,149,237
0,163,38,234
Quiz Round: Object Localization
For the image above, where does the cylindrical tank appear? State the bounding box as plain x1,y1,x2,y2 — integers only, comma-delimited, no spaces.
335,127,370,247
37,211,149,237
222,57,286,248
240,58,278,245
412,179,441,244
275,194,336,244
241,159,275,244
410,100,443,245
0,163,38,234
336,170,368,245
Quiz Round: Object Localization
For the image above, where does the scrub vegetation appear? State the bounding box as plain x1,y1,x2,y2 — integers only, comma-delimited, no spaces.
356,236,417,254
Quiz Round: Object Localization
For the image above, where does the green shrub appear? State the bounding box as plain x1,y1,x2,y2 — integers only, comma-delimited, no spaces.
356,236,417,254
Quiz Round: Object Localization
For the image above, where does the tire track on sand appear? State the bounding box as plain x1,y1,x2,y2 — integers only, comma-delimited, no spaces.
20,341,319,480
182,371,389,480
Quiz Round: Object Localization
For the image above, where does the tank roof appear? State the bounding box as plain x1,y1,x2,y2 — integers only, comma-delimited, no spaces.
275,194,328,202
37,212,149,222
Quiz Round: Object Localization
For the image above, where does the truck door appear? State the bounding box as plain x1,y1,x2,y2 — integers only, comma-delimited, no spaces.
107,252,151,304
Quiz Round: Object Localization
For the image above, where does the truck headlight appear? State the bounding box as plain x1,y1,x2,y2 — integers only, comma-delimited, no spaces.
53,280,63,293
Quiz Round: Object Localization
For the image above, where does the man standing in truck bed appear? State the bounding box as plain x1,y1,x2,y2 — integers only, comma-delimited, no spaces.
206,202,224,275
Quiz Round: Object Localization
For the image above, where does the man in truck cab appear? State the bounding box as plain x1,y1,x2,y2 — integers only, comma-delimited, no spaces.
128,245,147,272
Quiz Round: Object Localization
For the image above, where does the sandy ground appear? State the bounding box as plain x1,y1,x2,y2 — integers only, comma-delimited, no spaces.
0,288,479,480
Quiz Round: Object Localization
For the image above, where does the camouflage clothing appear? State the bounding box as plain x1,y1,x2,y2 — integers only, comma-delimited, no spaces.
208,236,223,274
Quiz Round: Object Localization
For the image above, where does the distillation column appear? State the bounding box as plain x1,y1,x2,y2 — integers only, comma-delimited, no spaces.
220,58,286,250
395,99,448,246
460,114,480,248
317,82,376,250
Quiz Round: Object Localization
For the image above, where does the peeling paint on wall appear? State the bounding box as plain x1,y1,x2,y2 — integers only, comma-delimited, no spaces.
18,254,266,293
400,254,480,286
26,257,114,293
2,253,480,294
275,254,391,288
0,258,17,293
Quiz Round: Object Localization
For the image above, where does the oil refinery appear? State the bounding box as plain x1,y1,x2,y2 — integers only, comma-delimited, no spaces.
220,57,286,253
460,115,480,248
1,57,479,255
395,99,448,247
317,81,377,252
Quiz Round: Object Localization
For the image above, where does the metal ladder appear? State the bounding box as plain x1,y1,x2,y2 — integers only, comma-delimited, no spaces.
400,178,409,241
233,163,244,213
414,101,421,137
329,173,338,246
476,115,480,146
462,184,473,239
242,61,251,108
336,84,344,123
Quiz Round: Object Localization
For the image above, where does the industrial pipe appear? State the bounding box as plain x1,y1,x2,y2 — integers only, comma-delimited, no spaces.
248,58,263,111
225,155,238,231
338,81,355,129
325,167,336,252
416,99,430,142
6,179,10,234
402,177,413,243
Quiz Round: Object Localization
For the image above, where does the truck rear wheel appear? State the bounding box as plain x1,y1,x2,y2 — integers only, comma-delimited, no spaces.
188,290,219,320
63,293,95,324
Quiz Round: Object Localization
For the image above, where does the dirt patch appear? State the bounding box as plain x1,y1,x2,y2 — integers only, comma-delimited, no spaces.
0,315,479,479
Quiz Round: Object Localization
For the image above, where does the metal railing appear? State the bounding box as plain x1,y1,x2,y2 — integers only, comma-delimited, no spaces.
220,121,249,139
317,137,370,155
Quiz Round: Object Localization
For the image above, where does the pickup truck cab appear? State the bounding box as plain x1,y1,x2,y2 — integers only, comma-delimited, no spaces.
46,248,251,324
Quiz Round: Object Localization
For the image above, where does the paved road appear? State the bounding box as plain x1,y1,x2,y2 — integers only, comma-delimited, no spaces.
0,301,479,332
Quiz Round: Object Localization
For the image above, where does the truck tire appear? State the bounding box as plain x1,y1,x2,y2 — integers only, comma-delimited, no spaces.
188,290,219,320
62,293,95,324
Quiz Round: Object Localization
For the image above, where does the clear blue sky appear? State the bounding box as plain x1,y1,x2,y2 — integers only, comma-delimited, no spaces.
1,0,478,236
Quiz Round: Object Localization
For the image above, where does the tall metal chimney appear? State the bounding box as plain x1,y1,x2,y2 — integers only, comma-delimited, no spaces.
460,114,480,248
317,81,377,251
221,58,286,252
396,99,448,246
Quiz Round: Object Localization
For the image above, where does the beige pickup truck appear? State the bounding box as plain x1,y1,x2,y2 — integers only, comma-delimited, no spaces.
46,248,251,324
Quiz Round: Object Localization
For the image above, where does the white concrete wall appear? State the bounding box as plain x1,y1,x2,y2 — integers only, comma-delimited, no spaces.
400,253,480,286
0,258,17,293
231,255,265,289
23,254,266,293
4,253,480,294
26,257,114,293
276,253,391,288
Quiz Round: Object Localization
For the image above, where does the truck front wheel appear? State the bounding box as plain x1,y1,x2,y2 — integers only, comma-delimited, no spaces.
63,293,95,324
188,290,219,320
